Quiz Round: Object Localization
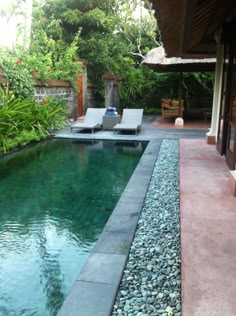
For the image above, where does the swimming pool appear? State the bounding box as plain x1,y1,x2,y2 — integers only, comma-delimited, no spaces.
0,139,146,316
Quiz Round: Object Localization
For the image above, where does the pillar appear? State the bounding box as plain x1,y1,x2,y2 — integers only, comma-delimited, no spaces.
102,73,121,110
77,60,88,117
112,76,121,112
206,32,224,145
82,60,88,113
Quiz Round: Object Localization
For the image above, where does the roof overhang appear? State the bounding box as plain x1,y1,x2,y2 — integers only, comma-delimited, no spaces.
149,0,236,57
142,47,216,72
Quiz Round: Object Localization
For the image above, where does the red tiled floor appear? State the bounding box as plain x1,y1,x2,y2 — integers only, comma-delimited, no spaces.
152,116,211,129
180,139,236,316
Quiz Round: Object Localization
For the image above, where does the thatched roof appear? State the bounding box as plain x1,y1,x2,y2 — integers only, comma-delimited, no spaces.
149,0,186,57
142,47,216,72
149,0,236,57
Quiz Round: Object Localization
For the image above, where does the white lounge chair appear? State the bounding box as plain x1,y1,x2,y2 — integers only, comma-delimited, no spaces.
113,109,144,135
71,108,106,133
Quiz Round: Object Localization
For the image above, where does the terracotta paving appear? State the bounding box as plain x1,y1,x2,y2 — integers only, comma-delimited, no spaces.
152,116,211,129
180,139,236,316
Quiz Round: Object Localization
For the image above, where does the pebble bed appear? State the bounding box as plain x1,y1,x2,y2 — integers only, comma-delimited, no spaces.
112,139,181,316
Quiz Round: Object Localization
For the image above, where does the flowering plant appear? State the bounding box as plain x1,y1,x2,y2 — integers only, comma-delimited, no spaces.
0,30,81,98
0,51,35,99
22,30,81,90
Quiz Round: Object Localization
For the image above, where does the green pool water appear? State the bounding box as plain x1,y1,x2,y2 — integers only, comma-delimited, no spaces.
0,139,146,316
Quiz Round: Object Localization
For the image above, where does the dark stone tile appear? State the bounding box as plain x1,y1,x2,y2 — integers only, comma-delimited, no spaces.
57,281,117,316
127,174,151,189
93,230,134,255
77,252,126,284
104,213,140,235
121,183,148,200
132,165,155,175
112,199,144,216
118,190,146,203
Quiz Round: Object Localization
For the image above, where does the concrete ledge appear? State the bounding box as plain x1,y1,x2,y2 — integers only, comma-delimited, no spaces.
57,139,161,316
78,253,127,284
93,230,134,255
58,281,118,316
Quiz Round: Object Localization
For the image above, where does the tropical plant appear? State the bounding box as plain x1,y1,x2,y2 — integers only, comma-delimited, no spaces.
31,0,160,108
0,0,214,113
0,29,81,97
0,48,35,99
0,87,68,153
26,30,81,89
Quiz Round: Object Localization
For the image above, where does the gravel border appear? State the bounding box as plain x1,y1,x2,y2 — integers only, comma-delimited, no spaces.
112,139,181,316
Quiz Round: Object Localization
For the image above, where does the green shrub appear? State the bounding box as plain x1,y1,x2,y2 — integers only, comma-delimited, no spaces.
0,31,81,98
0,56,35,99
0,87,68,153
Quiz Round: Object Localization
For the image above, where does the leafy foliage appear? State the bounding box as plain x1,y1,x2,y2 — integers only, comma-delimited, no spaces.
32,0,214,110
31,0,160,108
0,87,68,153
28,30,81,89
0,49,35,99
0,2,82,98
0,0,214,115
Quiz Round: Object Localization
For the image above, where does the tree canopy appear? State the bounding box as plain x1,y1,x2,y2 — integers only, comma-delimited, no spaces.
31,0,164,107
0,0,214,110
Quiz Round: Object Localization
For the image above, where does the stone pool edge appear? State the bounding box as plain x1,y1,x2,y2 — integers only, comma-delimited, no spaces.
57,139,162,316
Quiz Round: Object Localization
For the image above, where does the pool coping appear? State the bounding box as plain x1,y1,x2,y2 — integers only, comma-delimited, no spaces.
57,139,162,316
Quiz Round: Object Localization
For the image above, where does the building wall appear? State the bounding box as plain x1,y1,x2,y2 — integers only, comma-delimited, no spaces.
34,80,78,118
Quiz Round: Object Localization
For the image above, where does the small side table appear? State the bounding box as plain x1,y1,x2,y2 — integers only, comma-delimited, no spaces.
103,115,120,130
